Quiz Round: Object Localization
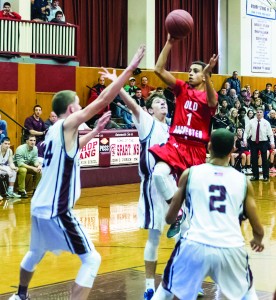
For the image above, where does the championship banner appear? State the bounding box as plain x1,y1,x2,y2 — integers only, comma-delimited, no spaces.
110,136,140,165
79,138,100,167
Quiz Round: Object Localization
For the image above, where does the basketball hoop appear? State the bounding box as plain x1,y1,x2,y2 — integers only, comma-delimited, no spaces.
257,0,276,10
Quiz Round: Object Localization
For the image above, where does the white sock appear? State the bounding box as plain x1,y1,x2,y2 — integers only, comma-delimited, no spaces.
8,186,14,192
145,278,155,291
152,283,174,300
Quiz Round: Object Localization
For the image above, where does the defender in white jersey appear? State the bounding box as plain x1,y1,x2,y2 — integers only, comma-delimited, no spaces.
152,129,264,300
101,67,177,300
9,45,146,300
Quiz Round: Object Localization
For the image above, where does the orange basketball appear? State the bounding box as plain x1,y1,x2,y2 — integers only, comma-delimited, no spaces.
165,9,194,39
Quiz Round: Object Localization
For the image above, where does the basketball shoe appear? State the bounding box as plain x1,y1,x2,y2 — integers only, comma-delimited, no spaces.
9,294,30,300
144,288,154,300
167,208,184,238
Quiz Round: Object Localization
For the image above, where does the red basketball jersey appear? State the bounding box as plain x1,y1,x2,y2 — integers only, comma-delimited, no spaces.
170,79,217,144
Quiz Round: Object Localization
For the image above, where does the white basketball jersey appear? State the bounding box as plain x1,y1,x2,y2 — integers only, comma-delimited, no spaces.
183,163,247,247
31,119,81,219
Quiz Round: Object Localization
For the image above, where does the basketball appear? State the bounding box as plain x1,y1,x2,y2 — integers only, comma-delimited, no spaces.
165,9,194,39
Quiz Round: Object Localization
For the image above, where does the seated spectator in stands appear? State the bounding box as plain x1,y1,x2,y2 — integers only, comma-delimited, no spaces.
155,87,164,95
224,81,231,95
228,88,238,108
31,0,50,22
44,111,57,129
138,76,155,100
238,88,248,105
234,99,242,111
230,127,251,174
251,89,260,102
238,107,246,129
121,107,135,129
219,99,230,116
86,75,109,126
268,110,276,127
50,10,66,24
124,77,137,97
212,107,231,130
0,137,21,198
260,83,275,110
132,88,146,110
229,107,242,132
0,113,7,143
244,84,251,100
243,96,254,113
252,97,264,113
14,135,42,198
24,105,46,143
48,0,65,22
0,2,21,20
218,87,230,105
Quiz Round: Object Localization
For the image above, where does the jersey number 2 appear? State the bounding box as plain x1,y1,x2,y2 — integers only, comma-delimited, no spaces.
209,185,226,213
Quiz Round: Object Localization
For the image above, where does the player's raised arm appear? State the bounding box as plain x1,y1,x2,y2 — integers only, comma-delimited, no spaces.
203,54,219,108
166,168,190,224
65,45,146,132
244,178,265,252
154,34,177,89
79,111,111,149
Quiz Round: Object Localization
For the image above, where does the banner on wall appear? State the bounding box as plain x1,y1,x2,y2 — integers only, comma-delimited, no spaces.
246,0,276,19
110,136,140,165
251,18,272,73
79,138,100,167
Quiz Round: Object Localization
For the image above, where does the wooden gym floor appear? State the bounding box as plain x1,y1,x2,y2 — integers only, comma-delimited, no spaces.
0,179,275,299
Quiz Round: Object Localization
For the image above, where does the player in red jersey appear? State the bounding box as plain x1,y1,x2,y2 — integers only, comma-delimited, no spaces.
149,34,219,240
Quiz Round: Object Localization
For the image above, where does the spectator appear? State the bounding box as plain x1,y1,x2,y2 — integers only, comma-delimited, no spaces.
14,135,42,198
219,99,230,116
244,107,274,182
231,127,251,174
252,98,264,113
226,70,241,95
238,107,246,129
24,105,46,143
229,107,242,132
44,111,57,129
0,137,21,198
245,84,252,100
155,87,164,95
138,76,155,100
132,88,146,110
86,75,109,126
48,0,65,22
50,10,66,24
218,87,230,105
0,2,21,20
260,83,275,110
31,0,50,22
238,88,248,105
124,77,137,97
224,81,231,95
212,107,231,130
228,88,238,108
274,84,276,98
0,113,7,142
268,110,276,127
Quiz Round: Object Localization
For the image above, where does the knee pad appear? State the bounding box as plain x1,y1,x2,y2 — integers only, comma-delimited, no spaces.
144,229,161,261
75,250,101,288
20,250,45,272
153,163,176,201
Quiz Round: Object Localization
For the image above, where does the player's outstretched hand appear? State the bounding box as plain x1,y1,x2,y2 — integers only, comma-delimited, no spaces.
167,33,179,44
95,111,111,132
98,68,118,82
250,238,264,252
203,54,219,75
127,45,146,71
